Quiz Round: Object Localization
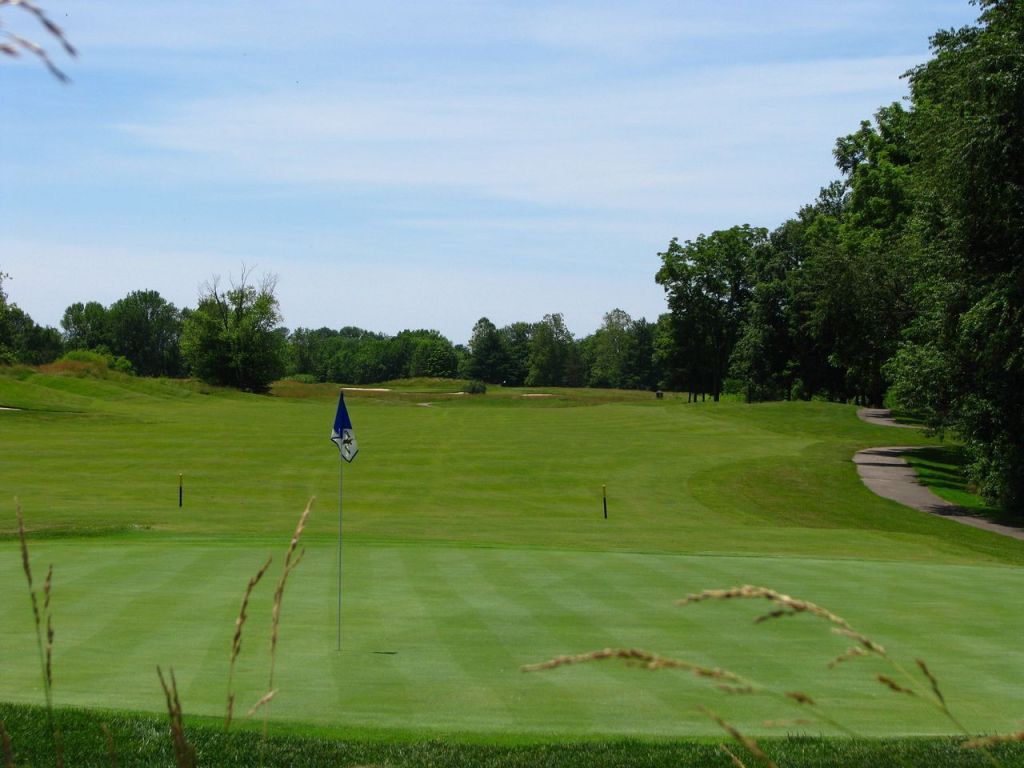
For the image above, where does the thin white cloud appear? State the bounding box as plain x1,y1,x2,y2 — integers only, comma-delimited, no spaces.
117,55,916,215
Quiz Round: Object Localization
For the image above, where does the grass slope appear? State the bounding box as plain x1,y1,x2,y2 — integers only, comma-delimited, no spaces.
2,369,1023,744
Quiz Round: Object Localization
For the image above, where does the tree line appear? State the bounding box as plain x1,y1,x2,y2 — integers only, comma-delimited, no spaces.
0,268,666,393
657,0,1023,510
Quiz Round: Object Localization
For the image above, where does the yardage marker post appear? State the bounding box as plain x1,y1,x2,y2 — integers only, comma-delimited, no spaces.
178,473,183,508
330,391,358,653
603,485,608,519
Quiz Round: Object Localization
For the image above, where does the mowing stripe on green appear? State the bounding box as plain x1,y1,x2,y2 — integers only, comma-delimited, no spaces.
3,538,1023,738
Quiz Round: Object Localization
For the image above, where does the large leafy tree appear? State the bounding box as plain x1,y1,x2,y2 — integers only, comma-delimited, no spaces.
817,104,916,406
498,321,533,386
466,317,508,383
655,225,762,401
61,301,112,352
107,290,184,377
584,308,636,389
888,0,1024,509
526,313,577,387
180,272,287,393
730,219,807,402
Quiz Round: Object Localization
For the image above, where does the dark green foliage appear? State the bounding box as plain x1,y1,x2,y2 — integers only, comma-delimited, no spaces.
2,704,1023,768
654,3,1024,513
59,292,184,377
0,270,63,366
526,313,579,387
462,379,487,394
180,273,287,394
106,291,184,377
498,321,533,386
656,225,763,401
466,317,509,384
287,326,458,384
889,0,1024,510
60,301,112,352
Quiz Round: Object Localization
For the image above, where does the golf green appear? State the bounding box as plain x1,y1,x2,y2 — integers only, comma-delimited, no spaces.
1,370,1022,739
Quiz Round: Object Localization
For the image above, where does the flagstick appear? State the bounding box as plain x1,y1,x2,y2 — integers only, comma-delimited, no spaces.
337,455,343,652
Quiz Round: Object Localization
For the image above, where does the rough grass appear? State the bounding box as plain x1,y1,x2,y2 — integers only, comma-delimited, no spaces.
3,703,1024,768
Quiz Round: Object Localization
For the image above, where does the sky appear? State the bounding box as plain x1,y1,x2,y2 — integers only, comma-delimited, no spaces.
1,1,980,344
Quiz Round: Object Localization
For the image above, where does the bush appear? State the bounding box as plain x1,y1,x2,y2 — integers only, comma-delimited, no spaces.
462,379,487,394
54,349,134,376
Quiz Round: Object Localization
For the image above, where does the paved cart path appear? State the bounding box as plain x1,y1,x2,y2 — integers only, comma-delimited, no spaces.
854,410,1024,541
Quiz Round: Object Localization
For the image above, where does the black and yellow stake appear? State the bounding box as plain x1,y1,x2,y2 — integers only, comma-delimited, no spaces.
602,485,608,519
178,473,183,508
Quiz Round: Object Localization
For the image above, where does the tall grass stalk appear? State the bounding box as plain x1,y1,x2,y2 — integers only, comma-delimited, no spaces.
157,666,196,768
527,584,1014,767
701,707,778,768
224,556,272,732
0,719,13,768
679,586,1005,767
262,498,313,735
99,722,117,768
16,504,62,768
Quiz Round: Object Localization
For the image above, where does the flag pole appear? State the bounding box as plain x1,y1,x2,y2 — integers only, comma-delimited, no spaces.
330,389,357,653
337,455,343,652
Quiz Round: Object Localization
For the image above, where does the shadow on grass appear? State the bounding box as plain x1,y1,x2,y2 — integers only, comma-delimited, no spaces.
904,446,1023,527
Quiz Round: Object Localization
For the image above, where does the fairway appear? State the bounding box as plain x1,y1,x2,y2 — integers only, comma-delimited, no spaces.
2,370,1023,739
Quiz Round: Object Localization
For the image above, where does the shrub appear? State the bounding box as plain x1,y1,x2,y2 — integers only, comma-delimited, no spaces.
56,349,134,376
462,379,487,394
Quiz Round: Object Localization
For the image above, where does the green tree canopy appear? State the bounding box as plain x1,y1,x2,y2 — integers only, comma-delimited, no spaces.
107,290,184,377
180,272,287,393
61,301,112,352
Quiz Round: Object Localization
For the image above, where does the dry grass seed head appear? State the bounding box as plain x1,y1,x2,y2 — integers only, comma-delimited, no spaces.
270,500,313,666
828,646,868,668
45,614,54,687
699,707,779,768
246,689,278,718
963,732,1024,749
916,659,946,706
266,498,315,728
876,674,915,695
831,627,886,656
720,744,749,768
43,564,52,609
1,0,76,54
157,666,196,768
785,691,815,705
225,555,273,731
100,722,118,768
0,719,13,768
522,648,745,686
678,586,853,632
232,556,272,663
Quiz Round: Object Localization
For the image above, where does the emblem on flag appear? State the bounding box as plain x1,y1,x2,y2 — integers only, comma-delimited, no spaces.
331,391,358,462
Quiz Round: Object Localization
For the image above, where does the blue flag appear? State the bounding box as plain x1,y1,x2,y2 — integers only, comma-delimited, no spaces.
331,391,358,463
